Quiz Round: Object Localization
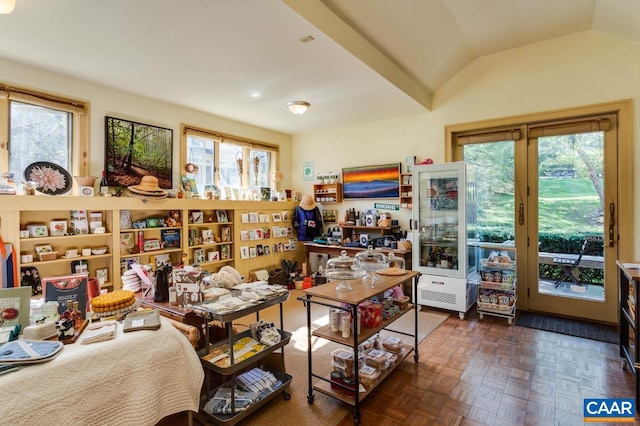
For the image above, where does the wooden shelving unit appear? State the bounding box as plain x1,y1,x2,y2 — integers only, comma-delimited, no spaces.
313,182,342,203
400,173,413,209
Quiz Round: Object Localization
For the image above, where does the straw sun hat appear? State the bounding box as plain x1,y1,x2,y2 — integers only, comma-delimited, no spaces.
128,176,168,198
299,194,317,211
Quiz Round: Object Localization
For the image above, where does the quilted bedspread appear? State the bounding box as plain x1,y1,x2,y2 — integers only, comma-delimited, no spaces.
1,316,204,426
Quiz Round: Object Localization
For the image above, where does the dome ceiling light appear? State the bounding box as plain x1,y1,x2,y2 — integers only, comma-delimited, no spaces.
287,101,310,115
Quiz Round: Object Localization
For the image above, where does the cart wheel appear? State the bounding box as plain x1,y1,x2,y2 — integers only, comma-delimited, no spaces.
458,312,465,320
282,390,291,401
307,394,315,404
479,313,484,320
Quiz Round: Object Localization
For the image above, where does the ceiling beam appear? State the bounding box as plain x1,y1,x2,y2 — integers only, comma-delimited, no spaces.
282,0,431,111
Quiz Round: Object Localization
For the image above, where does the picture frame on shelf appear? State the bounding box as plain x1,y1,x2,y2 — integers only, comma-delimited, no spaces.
201,229,214,243
221,226,231,242
191,210,203,224
0,287,31,333
207,251,220,262
240,213,249,223
272,213,282,222
263,245,271,256
105,116,173,189
282,211,289,221
249,212,259,223
216,210,228,223
256,244,264,256
220,244,230,260
259,214,270,223
194,248,205,264
249,247,257,258
240,246,249,259
240,230,249,241
181,176,198,196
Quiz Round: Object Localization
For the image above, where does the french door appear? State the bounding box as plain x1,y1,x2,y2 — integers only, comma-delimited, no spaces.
453,103,630,324
526,114,618,323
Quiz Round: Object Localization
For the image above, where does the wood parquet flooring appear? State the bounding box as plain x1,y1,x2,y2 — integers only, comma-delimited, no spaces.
160,308,633,425
332,309,633,426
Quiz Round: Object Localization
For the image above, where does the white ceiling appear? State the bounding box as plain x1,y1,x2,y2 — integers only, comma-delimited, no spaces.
0,0,638,135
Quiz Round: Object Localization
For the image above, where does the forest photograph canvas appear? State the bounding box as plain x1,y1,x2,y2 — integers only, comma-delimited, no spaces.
105,116,173,189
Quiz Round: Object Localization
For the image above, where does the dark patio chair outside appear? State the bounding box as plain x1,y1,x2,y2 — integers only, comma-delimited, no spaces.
552,236,600,288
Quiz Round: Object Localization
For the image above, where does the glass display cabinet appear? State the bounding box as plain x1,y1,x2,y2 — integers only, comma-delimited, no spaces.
412,161,478,319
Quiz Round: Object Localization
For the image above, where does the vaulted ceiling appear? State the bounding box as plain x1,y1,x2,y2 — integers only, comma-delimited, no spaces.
0,0,637,134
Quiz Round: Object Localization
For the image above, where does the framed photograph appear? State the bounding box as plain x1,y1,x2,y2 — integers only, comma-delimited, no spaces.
259,214,270,223
191,210,203,224
249,247,257,258
256,244,264,256
207,251,220,262
240,246,249,259
240,229,250,241
342,163,400,199
201,229,214,243
221,226,232,242
216,210,228,223
272,213,282,222
303,161,314,181
282,211,290,221
240,213,249,223
263,245,271,256
105,116,172,189
249,212,259,223
220,244,230,260
181,176,198,196
193,248,205,264
0,287,31,332
260,187,271,201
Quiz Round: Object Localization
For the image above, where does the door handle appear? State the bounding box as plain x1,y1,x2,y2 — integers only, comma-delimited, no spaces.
518,203,524,225
609,203,615,247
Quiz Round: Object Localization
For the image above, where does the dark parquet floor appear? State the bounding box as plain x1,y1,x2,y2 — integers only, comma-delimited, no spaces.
160,308,633,426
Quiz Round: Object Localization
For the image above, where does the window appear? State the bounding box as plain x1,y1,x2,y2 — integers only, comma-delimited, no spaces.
0,84,89,187
182,125,278,199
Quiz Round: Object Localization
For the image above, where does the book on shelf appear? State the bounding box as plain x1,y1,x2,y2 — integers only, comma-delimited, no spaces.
161,229,181,248
69,210,89,235
43,273,88,319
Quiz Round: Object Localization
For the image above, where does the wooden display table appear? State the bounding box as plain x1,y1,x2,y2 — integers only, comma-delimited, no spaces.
304,242,412,274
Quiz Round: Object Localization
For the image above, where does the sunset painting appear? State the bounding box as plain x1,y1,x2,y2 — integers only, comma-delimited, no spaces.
342,163,400,199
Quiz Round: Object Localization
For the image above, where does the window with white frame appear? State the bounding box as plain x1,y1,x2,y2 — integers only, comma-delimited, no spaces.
0,84,89,189
183,125,278,199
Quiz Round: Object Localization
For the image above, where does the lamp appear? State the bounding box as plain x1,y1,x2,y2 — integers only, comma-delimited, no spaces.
0,0,16,14
287,101,310,115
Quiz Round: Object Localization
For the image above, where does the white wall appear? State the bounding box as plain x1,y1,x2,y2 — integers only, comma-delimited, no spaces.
292,31,640,253
0,58,294,190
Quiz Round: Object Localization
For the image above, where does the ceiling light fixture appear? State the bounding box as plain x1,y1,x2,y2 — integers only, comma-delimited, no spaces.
287,101,310,115
0,0,16,14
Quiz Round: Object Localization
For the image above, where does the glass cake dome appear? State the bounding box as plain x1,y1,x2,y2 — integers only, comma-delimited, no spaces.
324,250,365,292
355,246,388,287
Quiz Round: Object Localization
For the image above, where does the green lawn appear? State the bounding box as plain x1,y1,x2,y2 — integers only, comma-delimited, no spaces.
478,177,602,236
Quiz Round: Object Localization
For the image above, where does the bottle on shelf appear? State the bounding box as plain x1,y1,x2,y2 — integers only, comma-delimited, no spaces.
61,300,74,320
100,170,109,195
71,301,82,329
